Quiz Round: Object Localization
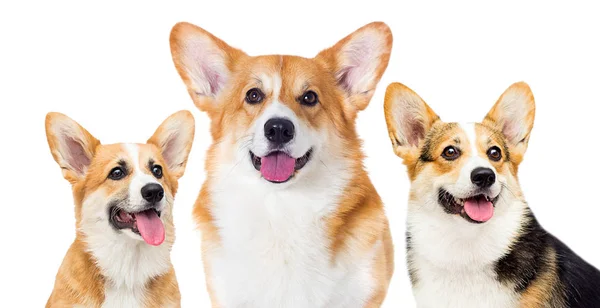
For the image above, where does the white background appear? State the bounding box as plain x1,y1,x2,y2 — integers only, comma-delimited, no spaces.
1,1,599,307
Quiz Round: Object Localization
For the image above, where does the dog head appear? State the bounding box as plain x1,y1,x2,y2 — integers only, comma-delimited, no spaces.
45,111,195,246
384,82,535,224
170,22,392,185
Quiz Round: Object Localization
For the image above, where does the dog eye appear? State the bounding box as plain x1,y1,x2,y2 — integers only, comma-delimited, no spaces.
151,165,163,179
441,146,461,160
245,88,264,104
108,167,126,180
487,146,502,161
299,91,318,106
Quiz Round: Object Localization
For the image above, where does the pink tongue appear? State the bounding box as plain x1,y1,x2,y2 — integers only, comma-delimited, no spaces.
260,152,296,182
464,197,494,222
135,210,165,246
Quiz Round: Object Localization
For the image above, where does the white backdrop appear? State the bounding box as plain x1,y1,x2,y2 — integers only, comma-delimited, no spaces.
1,1,599,307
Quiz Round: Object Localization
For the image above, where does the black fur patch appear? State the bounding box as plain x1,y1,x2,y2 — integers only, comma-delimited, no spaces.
495,209,600,305
550,235,600,307
495,209,548,292
406,230,418,285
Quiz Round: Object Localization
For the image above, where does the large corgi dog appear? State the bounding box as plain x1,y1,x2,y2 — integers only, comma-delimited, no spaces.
384,82,600,307
45,111,194,307
170,22,394,307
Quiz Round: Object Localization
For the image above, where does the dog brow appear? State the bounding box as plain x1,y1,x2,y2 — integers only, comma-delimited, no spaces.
419,123,458,162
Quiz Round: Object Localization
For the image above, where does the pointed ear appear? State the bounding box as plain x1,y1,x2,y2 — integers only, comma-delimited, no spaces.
315,22,393,114
170,22,247,113
147,110,195,179
384,83,440,159
45,113,100,183
484,82,535,158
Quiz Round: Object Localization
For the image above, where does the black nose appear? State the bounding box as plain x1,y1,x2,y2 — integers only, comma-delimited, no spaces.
141,183,164,203
471,167,496,188
264,118,295,145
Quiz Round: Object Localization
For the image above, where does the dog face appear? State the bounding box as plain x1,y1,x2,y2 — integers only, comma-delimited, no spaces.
45,111,195,246
170,22,392,185
384,82,535,223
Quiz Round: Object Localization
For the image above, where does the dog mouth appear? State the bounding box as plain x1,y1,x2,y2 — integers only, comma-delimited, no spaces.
250,149,312,183
438,189,499,223
109,206,165,246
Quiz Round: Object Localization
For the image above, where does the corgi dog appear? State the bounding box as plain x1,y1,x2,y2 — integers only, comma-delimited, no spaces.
44,111,195,308
383,82,600,307
170,22,394,307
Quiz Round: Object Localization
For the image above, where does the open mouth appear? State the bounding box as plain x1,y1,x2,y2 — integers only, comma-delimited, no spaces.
250,149,312,183
109,206,165,246
438,189,499,223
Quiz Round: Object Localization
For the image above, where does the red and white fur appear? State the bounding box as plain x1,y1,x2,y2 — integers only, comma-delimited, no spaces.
170,22,394,307
45,111,194,308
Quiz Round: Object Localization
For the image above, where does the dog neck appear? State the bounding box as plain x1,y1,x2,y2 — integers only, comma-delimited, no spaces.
407,191,529,270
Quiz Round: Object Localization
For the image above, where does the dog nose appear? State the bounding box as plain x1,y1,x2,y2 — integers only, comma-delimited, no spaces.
264,118,295,145
141,183,164,203
471,167,496,188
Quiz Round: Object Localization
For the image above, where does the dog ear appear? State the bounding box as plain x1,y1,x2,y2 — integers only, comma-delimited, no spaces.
45,113,100,183
147,110,195,180
384,83,440,159
315,22,393,115
170,22,247,114
484,82,535,161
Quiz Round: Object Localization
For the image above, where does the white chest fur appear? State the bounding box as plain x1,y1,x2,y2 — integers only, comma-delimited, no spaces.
407,198,527,308
206,164,376,307
91,238,171,308
411,260,518,308
102,283,146,308
81,190,173,307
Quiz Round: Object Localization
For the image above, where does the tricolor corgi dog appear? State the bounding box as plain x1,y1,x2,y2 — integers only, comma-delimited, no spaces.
384,82,600,307
170,22,394,307
44,111,195,308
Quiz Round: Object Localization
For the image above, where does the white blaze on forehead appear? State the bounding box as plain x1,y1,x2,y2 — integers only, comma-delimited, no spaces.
259,72,282,100
456,123,494,189
459,122,480,157
123,144,160,208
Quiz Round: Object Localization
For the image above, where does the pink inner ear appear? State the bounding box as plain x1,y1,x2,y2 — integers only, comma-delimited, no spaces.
184,37,229,97
503,119,526,144
199,62,223,96
402,117,425,147
65,137,90,174
337,35,379,93
161,134,179,169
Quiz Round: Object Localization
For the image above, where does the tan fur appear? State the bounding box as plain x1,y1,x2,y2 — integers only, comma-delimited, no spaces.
46,238,105,307
45,112,193,307
519,247,565,308
383,82,531,210
384,81,571,307
171,22,393,306
144,268,182,308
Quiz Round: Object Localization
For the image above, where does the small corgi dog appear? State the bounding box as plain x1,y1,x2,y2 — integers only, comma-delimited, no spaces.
170,22,394,307
384,82,600,307
44,111,194,307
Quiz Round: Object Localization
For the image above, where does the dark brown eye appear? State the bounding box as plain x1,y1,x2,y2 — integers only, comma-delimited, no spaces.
300,90,318,106
441,146,461,160
245,88,264,104
151,165,163,179
487,146,502,161
108,167,126,180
